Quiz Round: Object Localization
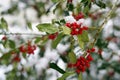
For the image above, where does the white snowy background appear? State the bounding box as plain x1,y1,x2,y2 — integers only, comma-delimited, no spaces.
0,0,120,80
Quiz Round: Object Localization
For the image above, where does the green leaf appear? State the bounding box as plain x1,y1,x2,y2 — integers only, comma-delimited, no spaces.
96,1,106,8
67,3,74,11
36,23,58,34
49,63,65,74
2,40,8,48
83,6,90,14
22,53,26,58
52,33,63,48
78,73,82,80
57,71,75,80
2,40,16,49
1,53,11,60
77,35,84,49
51,0,59,3
60,55,68,63
27,22,32,30
62,26,71,35
38,37,48,46
98,62,110,70
68,52,77,64
1,18,8,30
0,52,11,65
35,37,41,43
77,31,89,49
111,61,120,73
96,38,108,48
39,46,45,57
60,19,66,24
8,40,16,49
81,31,89,42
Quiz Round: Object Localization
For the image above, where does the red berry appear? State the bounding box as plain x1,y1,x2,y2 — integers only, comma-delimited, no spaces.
68,55,92,74
13,56,21,62
19,45,26,53
76,69,80,74
73,12,84,21
78,29,83,34
71,22,78,29
48,32,58,40
48,34,56,40
82,26,88,30
81,66,85,72
86,54,93,62
78,12,84,18
65,22,71,28
90,48,95,52
2,36,7,40
67,63,74,68
87,50,91,53
27,45,36,54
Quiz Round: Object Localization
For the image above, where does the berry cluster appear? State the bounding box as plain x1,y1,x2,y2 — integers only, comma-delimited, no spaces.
87,48,95,53
68,55,93,74
19,43,36,54
65,22,88,35
48,32,58,40
72,12,84,21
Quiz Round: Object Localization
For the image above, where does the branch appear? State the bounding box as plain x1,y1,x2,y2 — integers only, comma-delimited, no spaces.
84,0,118,57
90,0,118,48
0,32,46,36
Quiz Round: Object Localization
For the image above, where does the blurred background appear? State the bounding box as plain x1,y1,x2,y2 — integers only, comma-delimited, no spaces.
0,0,120,80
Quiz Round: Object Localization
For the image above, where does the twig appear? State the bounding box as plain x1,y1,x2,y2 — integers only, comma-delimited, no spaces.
0,32,46,36
84,0,118,57
89,0,118,48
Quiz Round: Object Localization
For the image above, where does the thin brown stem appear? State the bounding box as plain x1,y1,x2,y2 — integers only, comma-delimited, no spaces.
84,0,118,57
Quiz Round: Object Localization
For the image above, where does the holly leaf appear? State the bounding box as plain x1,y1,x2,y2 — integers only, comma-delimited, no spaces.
83,6,90,14
27,22,32,30
62,26,71,35
98,62,110,70
52,33,63,48
8,40,16,49
67,3,74,11
81,31,89,42
96,1,106,8
49,63,65,74
1,18,8,30
36,23,58,34
35,37,41,43
77,35,84,49
1,53,11,65
68,52,77,64
57,71,75,80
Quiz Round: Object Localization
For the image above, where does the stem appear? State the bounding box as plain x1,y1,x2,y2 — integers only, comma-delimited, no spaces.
70,36,74,52
89,0,118,48
84,0,118,57
0,32,45,36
